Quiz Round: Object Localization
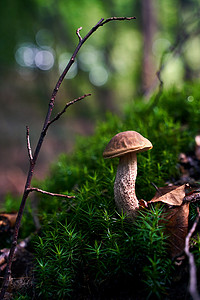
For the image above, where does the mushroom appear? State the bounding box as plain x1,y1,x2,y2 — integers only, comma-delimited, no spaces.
103,131,153,219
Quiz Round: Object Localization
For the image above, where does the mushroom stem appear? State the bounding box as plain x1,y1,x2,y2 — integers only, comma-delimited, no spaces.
114,152,139,218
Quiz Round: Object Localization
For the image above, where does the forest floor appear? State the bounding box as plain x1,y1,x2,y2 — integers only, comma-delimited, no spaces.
1,136,200,299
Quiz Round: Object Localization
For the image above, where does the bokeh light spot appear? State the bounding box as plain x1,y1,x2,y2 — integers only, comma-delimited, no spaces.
35,50,54,70
187,95,194,102
89,66,108,86
15,43,54,70
15,43,37,68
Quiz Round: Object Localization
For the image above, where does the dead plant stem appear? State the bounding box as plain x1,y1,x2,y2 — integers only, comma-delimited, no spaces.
185,208,200,300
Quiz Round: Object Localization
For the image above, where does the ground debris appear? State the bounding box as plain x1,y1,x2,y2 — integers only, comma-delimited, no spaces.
176,135,200,186
0,237,35,299
0,212,17,233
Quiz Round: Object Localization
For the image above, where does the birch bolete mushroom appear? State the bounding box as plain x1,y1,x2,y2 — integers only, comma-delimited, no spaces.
103,131,153,219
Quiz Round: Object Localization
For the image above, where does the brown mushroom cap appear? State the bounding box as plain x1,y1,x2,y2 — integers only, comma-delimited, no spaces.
103,131,153,159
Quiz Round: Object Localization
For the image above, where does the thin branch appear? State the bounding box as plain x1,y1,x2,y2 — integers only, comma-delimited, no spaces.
27,187,75,199
0,16,136,299
26,126,33,162
46,93,91,130
185,208,200,300
151,69,164,107
156,67,164,93
76,27,83,41
144,54,164,110
151,182,161,194
32,17,136,164
144,13,200,99
101,16,136,25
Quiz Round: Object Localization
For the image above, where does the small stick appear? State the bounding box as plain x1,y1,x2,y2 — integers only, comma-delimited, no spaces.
101,16,136,25
27,187,75,199
185,208,200,300
151,182,161,193
26,126,33,162
46,93,91,129
145,16,200,98
76,27,83,41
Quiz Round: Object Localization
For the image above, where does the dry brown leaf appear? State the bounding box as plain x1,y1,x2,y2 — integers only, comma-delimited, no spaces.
150,184,185,206
161,202,190,258
149,184,189,258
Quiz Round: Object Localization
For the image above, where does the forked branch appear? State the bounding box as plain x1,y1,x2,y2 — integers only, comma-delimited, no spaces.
46,93,91,131
0,16,136,299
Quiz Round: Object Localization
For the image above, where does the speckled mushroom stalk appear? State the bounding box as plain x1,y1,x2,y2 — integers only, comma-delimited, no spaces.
114,152,139,218
103,131,153,220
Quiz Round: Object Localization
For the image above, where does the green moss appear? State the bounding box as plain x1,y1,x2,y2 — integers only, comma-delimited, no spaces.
32,82,200,298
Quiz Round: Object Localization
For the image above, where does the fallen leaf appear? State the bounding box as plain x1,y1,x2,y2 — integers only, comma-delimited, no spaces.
149,184,189,258
150,184,185,206
162,202,190,258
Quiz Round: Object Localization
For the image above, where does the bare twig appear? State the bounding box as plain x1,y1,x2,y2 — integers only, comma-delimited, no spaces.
151,182,161,194
155,67,164,96
27,187,75,199
46,93,91,129
0,16,136,299
101,16,136,25
145,13,200,99
26,126,33,163
185,208,200,300
145,52,164,111
76,27,83,41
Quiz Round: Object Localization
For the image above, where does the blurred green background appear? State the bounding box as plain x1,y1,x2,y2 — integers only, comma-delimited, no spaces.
1,0,200,200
